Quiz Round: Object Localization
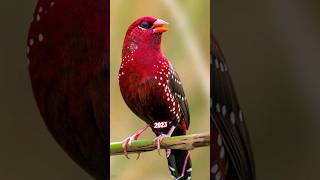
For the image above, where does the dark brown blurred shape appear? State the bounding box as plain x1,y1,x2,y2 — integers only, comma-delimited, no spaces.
210,34,255,179
27,0,109,179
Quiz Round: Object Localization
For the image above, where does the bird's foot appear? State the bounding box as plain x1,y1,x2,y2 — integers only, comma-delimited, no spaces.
153,134,170,156
153,126,176,156
121,124,149,159
121,135,135,159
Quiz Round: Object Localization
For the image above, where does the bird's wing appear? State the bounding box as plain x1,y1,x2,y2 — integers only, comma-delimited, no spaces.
211,35,255,180
167,64,190,129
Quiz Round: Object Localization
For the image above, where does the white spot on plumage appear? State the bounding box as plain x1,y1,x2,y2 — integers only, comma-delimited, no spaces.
50,1,55,7
211,164,219,174
239,111,244,122
29,39,34,46
38,6,43,13
216,103,221,112
38,33,44,42
217,134,222,146
158,82,161,86
215,58,219,69
36,14,41,21
220,146,225,159
220,62,224,72
230,112,235,125
222,105,226,116
169,166,175,172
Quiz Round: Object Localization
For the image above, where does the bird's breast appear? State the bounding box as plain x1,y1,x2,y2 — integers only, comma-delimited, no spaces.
118,58,183,133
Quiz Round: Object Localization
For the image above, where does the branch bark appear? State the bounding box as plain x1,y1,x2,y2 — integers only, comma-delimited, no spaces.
110,132,210,156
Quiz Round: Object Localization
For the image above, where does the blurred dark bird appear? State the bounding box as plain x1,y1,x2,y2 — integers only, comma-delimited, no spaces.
27,0,109,179
210,34,255,180
118,16,191,180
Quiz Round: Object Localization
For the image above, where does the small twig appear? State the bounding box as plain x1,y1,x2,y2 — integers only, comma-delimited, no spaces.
110,132,210,156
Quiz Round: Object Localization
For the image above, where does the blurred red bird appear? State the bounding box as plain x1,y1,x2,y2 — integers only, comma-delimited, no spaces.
211,34,255,180
118,16,191,180
27,0,109,179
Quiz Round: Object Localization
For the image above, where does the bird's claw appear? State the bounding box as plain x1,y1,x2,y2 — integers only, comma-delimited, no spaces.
122,134,138,159
121,124,149,159
153,134,170,156
121,136,132,159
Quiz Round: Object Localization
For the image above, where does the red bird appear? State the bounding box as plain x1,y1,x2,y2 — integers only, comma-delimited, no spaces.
211,34,255,180
27,0,108,179
118,16,191,180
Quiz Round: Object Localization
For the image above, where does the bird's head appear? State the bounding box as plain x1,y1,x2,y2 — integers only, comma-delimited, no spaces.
123,16,169,53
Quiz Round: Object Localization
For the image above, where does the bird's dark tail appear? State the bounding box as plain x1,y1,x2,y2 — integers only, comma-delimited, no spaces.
167,149,192,180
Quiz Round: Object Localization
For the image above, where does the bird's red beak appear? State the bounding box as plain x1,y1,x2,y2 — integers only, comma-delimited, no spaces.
153,19,169,33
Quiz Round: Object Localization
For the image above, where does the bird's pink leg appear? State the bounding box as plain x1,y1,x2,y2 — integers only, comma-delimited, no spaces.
176,151,191,180
153,125,176,156
122,124,149,159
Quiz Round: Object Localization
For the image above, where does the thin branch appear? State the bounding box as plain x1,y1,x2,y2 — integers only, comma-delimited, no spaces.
110,132,210,156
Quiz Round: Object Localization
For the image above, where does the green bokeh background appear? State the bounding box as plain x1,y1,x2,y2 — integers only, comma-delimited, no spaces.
110,0,210,179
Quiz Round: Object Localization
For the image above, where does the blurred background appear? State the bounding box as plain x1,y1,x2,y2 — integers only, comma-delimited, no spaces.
214,0,320,179
0,0,94,180
110,0,210,180
1,0,320,180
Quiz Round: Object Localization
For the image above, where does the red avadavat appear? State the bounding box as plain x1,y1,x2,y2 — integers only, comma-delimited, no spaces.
27,1,109,179
118,16,191,180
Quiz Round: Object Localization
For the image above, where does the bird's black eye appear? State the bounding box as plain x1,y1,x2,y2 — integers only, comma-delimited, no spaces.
139,20,153,29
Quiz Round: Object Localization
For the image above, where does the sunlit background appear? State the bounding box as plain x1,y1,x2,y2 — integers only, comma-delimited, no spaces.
110,0,210,179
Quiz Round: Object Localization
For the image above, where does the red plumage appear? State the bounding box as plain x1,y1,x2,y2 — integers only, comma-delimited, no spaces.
27,1,109,179
119,16,191,180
